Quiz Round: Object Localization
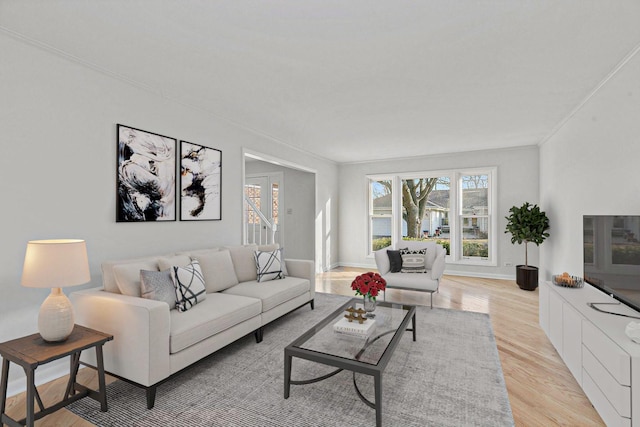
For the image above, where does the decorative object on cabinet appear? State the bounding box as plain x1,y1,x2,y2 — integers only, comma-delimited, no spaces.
552,272,584,288
116,124,176,222
179,140,222,221
21,239,91,342
505,202,550,290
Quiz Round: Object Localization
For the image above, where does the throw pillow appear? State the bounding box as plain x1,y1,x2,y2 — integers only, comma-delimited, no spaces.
171,260,207,312
255,249,285,282
400,249,427,273
140,269,177,309
387,250,403,273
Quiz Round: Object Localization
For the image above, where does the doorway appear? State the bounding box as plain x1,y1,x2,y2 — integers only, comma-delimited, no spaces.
244,172,283,246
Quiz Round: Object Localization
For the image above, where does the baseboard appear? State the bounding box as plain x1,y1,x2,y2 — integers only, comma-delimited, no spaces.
336,262,515,281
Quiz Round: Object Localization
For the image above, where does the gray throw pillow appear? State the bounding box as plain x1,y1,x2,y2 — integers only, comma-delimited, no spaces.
140,269,177,309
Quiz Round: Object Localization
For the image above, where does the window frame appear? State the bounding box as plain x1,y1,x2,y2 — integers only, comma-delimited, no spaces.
366,167,497,266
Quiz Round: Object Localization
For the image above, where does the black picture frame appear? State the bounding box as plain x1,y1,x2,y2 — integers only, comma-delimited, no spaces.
179,140,222,221
116,124,177,222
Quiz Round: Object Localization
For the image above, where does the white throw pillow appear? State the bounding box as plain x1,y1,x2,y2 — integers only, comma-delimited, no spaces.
172,260,207,312
400,249,427,273
255,249,285,282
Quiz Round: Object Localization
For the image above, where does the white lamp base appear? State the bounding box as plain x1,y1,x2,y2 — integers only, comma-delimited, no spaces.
38,287,75,342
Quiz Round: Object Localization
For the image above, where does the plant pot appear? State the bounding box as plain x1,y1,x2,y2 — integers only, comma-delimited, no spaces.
516,265,539,291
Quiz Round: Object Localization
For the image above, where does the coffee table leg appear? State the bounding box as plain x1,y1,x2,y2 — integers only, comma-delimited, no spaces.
284,351,292,399
412,312,417,342
374,372,382,427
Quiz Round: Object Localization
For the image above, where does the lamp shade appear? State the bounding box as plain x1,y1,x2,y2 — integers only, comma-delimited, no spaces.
21,239,91,288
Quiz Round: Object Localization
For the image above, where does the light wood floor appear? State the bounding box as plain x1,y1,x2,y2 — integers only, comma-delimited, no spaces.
4,269,604,426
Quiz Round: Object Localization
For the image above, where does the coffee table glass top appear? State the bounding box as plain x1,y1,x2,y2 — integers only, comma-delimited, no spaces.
291,298,414,366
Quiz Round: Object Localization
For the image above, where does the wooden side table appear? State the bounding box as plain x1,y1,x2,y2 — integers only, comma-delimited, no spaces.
0,325,113,427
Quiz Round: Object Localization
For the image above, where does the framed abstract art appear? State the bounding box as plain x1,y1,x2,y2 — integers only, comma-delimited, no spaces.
116,124,176,222
180,140,222,221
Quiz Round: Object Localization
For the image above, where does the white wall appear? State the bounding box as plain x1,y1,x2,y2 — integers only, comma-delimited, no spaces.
0,33,339,395
540,51,640,281
338,146,540,278
244,160,316,260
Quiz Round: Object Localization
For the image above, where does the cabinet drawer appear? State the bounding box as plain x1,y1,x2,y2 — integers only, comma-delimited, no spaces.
583,321,630,385
583,369,631,427
583,345,630,417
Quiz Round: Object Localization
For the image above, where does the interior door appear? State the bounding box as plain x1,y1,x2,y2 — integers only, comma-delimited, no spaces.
244,174,282,246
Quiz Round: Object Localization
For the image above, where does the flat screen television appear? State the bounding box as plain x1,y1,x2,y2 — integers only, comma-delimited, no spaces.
584,215,640,313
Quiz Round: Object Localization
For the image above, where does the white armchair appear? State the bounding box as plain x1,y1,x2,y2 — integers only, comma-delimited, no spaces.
374,241,446,308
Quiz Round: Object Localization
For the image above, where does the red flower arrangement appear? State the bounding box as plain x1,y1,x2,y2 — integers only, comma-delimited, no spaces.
351,272,386,300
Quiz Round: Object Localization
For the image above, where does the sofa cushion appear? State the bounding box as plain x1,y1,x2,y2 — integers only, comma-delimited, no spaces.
255,249,285,282
169,293,261,353
158,254,192,271
172,261,207,312
113,260,159,297
222,276,310,312
191,249,239,292
382,271,439,292
225,244,258,282
400,249,427,273
140,269,177,309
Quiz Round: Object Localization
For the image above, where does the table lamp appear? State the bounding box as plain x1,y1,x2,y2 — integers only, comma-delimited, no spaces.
21,239,91,342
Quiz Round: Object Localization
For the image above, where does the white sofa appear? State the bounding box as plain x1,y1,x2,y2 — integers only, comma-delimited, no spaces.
71,244,314,408
374,241,446,307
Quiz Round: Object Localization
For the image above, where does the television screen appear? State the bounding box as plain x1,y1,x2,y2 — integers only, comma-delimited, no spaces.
584,215,640,312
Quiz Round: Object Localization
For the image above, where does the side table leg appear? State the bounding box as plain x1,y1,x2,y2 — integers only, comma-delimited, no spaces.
25,368,35,427
374,373,382,427
95,345,108,411
0,358,9,419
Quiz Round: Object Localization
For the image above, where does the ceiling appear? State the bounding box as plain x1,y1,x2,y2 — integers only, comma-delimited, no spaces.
2,1,640,163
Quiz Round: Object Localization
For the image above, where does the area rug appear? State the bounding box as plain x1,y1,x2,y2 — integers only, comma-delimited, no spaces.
68,293,513,426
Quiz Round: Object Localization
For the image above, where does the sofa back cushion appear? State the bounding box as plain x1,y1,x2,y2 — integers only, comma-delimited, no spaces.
190,249,239,292
112,259,160,296
224,244,258,282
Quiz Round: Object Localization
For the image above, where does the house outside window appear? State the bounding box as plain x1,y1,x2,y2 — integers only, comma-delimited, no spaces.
367,167,496,266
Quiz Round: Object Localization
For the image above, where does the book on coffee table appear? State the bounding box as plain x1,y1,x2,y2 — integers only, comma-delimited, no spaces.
333,317,376,338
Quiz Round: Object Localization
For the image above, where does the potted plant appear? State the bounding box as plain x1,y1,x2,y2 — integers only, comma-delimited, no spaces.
505,202,550,290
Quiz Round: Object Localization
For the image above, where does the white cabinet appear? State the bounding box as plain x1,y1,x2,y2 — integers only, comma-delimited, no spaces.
540,281,640,426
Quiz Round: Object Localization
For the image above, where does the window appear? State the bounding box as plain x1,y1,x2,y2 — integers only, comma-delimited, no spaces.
367,168,496,265
368,177,393,252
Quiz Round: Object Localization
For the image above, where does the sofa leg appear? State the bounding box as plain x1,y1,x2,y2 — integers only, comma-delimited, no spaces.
146,386,157,409
430,292,433,309
309,299,314,310
254,327,264,343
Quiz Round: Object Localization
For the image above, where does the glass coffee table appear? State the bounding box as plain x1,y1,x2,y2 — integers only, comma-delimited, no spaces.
284,298,416,427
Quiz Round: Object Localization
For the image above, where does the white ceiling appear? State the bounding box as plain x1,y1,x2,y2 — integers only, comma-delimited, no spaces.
2,1,640,163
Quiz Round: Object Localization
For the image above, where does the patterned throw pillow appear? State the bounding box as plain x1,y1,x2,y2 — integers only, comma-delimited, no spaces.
255,249,285,282
400,249,427,273
140,269,178,309
171,260,207,312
